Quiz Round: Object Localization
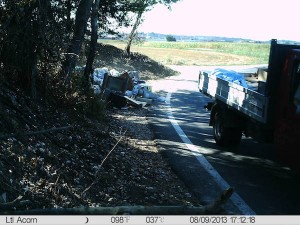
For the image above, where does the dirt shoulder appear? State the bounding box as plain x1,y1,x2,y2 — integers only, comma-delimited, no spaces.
0,90,202,212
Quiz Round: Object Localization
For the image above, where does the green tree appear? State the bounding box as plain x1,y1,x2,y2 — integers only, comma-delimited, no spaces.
83,0,102,83
62,0,93,84
0,0,67,98
166,35,176,42
84,0,133,81
124,0,181,55
0,0,177,96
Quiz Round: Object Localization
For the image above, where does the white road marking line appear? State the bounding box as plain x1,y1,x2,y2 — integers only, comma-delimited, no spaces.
166,92,256,215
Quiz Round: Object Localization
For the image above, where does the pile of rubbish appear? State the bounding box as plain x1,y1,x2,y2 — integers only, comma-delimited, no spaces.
91,67,165,108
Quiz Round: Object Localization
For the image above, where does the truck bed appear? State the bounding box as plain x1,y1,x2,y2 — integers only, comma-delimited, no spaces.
198,70,269,124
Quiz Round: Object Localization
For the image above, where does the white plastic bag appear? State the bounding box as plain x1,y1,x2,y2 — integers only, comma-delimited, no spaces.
93,67,109,85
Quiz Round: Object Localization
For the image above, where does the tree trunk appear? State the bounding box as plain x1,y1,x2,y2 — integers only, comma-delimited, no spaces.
19,49,38,99
30,52,38,99
84,0,101,83
62,0,93,83
125,10,143,56
66,0,73,36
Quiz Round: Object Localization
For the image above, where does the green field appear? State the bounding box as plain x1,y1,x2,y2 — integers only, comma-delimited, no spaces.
100,39,270,66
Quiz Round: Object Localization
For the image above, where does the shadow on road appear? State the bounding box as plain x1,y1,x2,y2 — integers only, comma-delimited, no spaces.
148,88,300,214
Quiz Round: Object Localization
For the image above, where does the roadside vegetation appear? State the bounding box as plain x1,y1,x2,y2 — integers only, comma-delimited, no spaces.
1,0,248,213
0,42,197,212
100,39,270,66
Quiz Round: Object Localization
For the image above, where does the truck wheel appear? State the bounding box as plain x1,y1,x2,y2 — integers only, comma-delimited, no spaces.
213,112,242,146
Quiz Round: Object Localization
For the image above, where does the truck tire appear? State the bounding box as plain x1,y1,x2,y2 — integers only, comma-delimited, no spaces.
213,111,242,146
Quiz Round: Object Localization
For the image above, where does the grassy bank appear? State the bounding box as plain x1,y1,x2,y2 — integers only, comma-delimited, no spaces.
100,39,270,66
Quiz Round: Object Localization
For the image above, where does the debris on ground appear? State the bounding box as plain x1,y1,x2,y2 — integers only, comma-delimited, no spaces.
91,67,166,109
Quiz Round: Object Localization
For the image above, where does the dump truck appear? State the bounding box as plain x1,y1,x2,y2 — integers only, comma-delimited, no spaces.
198,39,300,169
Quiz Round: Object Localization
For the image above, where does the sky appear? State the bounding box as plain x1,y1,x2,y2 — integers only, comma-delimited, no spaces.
137,0,300,41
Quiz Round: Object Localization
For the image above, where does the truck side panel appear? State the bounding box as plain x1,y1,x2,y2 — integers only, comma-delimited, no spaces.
198,71,269,123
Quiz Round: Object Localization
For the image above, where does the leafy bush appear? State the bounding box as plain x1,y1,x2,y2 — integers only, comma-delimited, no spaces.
166,35,177,42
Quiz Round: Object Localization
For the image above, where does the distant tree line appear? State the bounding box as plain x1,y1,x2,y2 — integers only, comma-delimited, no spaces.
0,0,179,99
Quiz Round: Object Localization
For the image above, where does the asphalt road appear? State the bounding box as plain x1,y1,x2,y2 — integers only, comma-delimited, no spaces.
148,65,300,215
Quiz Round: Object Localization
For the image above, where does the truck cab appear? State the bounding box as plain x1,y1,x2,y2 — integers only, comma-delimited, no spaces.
274,49,300,169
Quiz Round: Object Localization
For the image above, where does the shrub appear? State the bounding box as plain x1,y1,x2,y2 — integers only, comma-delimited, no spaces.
166,35,176,42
